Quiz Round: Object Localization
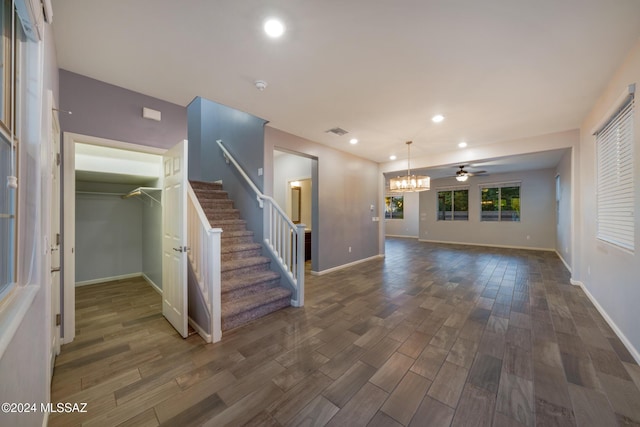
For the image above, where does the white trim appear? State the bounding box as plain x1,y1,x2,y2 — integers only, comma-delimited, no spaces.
75,272,142,287
311,254,384,276
189,316,211,343
385,234,419,239
555,250,572,273
64,132,167,155
418,239,553,252
0,285,38,360
142,273,162,295
62,132,168,344
42,412,49,427
572,280,640,364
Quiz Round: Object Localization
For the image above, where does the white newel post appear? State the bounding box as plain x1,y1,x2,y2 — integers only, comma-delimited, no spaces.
211,228,222,343
294,224,306,307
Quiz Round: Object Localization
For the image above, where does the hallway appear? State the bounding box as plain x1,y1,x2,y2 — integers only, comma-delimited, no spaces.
50,238,640,426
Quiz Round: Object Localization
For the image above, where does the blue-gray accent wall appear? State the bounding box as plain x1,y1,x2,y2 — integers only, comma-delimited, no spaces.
188,97,268,242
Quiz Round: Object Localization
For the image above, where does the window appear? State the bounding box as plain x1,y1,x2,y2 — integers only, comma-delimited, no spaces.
385,196,403,219
437,189,468,220
480,184,520,222
0,0,23,297
596,89,634,251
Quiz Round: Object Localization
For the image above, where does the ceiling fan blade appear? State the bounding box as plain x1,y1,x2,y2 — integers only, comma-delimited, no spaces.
467,170,487,176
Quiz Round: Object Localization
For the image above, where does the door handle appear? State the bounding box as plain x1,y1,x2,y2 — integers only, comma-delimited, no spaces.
173,247,183,252
51,267,61,273
173,246,191,253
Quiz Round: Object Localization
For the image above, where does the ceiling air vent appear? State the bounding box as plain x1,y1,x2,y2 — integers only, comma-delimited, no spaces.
325,127,349,136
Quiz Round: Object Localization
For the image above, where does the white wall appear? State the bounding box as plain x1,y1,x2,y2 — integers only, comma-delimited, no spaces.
419,169,556,250
555,149,572,270
385,191,419,237
575,38,640,361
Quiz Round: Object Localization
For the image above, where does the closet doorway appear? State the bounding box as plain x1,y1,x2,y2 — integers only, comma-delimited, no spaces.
62,133,166,344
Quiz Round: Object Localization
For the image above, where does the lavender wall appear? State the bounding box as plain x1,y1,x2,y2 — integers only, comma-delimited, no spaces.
59,70,186,148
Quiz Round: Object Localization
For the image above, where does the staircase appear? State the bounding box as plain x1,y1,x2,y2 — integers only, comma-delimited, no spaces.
190,180,292,331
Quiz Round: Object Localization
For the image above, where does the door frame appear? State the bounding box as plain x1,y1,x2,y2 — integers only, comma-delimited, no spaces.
48,90,61,374
61,133,166,343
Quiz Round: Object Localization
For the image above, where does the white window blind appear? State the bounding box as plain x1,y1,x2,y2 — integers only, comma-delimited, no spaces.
596,92,634,251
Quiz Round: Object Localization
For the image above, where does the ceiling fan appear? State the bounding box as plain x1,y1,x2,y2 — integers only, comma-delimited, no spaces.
455,165,486,182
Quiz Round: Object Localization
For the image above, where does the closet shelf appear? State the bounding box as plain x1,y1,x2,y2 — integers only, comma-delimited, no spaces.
122,187,162,205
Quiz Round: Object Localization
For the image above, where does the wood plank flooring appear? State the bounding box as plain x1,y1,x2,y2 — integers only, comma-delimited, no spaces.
50,238,640,426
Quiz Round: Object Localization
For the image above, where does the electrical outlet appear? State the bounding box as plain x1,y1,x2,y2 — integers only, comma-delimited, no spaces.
348,246,352,253
526,235,530,240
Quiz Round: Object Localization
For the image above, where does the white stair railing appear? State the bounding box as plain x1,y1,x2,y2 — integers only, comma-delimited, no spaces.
217,139,305,307
187,183,222,343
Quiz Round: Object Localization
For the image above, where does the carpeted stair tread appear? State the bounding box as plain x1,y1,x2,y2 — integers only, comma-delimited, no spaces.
222,287,292,322
194,189,229,199
205,209,241,220
221,242,262,254
221,256,270,272
221,230,254,239
190,179,292,333
222,270,281,294
190,180,223,190
208,218,247,227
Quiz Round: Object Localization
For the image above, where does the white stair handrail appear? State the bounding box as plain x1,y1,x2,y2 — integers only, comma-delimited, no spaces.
216,139,305,307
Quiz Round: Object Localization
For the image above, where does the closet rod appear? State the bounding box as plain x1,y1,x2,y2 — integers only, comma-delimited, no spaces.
76,191,124,196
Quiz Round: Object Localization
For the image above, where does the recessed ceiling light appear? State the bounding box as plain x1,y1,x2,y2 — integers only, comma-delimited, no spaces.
389,155,397,160
349,138,358,145
458,141,467,148
432,114,445,123
264,18,285,38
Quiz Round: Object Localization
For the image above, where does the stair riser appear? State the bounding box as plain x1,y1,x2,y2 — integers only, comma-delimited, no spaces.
222,236,255,246
206,211,241,221
195,191,228,200
221,262,270,281
221,279,281,301
221,248,263,262
200,200,234,209
190,181,223,191
222,297,291,331
210,222,247,232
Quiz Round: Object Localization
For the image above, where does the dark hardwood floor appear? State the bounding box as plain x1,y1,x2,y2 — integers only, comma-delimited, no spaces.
50,238,640,426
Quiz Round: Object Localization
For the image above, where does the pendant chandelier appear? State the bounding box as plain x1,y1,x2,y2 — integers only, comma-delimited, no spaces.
389,141,430,192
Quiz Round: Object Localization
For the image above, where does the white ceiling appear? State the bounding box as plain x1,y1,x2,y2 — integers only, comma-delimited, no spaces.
51,1,640,165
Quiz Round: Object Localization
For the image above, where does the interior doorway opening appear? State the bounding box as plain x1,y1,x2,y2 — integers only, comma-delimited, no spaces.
273,149,316,265
62,133,167,344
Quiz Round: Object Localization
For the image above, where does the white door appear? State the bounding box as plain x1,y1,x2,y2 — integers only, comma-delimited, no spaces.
162,140,188,337
50,95,61,373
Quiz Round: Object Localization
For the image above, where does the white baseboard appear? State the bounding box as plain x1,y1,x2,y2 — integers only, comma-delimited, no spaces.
572,279,640,364
418,239,554,252
311,254,384,276
142,273,162,295
42,413,48,427
385,234,418,239
555,251,572,273
188,316,211,343
75,272,141,287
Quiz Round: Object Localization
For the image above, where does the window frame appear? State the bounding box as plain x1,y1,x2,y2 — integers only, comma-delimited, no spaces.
594,87,635,252
479,182,521,222
0,0,25,300
436,187,469,221
385,195,404,219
